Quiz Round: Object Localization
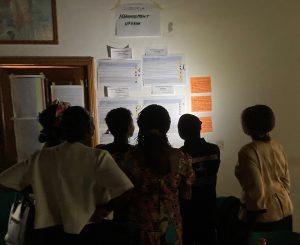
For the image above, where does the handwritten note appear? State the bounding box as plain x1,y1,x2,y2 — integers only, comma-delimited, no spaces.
51,85,85,107
191,96,212,112
190,77,211,93
116,3,160,37
199,116,213,133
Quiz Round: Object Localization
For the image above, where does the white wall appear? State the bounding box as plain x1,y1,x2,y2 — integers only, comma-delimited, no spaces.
1,0,300,231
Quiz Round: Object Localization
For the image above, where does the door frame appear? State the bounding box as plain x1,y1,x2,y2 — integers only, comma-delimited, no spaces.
0,56,97,168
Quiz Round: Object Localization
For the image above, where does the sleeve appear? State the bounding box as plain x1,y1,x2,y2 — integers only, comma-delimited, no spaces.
95,150,134,199
178,152,195,200
280,151,291,193
236,147,266,211
0,159,31,191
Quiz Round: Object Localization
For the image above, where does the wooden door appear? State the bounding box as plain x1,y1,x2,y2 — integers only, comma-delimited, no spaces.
0,57,96,170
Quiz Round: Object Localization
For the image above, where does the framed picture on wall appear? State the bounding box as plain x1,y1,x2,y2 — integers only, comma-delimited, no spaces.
0,0,58,44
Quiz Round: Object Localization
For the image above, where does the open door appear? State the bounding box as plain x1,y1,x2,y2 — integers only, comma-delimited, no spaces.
0,56,96,170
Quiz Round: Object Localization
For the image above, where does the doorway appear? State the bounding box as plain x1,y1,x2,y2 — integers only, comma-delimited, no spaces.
0,56,96,170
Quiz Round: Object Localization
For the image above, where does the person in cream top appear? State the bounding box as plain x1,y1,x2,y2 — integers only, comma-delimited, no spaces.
0,106,133,244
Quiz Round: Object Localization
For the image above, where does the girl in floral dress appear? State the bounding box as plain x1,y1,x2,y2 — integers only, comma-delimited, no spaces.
123,104,194,245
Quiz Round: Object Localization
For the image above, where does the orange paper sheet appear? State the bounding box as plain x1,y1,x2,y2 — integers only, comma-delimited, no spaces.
191,96,212,112
190,77,211,93
199,116,213,133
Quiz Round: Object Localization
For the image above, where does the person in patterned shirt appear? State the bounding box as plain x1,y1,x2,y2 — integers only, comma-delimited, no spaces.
95,107,135,244
123,104,195,245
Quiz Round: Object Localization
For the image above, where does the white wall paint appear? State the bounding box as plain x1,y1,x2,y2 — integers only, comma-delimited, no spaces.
1,0,300,231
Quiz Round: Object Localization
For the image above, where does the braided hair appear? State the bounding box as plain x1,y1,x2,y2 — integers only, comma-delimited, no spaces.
137,104,171,175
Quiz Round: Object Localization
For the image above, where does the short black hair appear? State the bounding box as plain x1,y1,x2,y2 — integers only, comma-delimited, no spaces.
241,104,275,140
105,108,133,137
61,106,94,143
178,114,201,140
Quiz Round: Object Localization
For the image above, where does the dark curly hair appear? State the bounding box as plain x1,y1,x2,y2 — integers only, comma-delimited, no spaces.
38,104,62,147
178,114,202,140
241,104,275,141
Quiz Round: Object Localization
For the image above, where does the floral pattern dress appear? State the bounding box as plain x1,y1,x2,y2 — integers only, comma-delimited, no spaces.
123,148,194,245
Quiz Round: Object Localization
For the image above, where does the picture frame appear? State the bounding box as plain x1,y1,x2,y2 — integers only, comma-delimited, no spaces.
0,0,58,44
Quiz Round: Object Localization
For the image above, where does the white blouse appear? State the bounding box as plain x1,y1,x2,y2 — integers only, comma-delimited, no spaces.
0,142,133,234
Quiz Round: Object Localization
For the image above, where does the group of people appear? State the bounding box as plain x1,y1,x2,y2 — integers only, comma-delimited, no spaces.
0,101,293,245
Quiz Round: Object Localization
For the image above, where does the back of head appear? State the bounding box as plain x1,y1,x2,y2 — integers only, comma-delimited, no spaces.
178,114,201,140
105,107,133,138
137,104,171,174
38,101,70,147
61,106,94,143
241,104,275,141
137,104,171,137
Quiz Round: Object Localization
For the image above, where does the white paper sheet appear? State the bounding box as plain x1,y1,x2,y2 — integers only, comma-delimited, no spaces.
143,55,186,85
105,86,130,98
10,75,45,118
116,3,160,37
145,47,168,56
152,85,175,95
51,85,85,107
168,133,184,148
13,118,43,161
110,47,132,59
98,59,141,80
97,59,142,94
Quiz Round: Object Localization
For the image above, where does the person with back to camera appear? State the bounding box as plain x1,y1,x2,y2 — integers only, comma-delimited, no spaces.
235,105,293,240
96,107,135,167
122,104,195,245
0,100,71,245
177,114,220,245
0,106,134,245
95,108,135,243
